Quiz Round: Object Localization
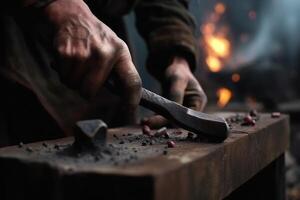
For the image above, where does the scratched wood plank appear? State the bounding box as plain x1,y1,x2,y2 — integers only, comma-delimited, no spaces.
0,113,289,200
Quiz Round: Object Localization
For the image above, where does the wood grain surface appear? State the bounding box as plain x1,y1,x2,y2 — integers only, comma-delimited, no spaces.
0,113,289,200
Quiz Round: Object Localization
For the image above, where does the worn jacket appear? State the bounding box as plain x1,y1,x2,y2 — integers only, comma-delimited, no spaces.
89,0,198,75
0,0,197,145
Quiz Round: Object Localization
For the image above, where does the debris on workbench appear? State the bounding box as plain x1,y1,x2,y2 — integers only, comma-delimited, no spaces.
18,142,24,148
154,127,167,137
167,141,176,148
54,144,60,150
141,142,147,146
42,142,48,148
164,132,170,139
18,113,269,167
225,112,260,127
26,147,33,153
19,127,194,167
142,125,152,136
173,130,183,135
271,112,281,118
249,109,258,117
242,115,256,126
113,134,119,139
187,132,197,140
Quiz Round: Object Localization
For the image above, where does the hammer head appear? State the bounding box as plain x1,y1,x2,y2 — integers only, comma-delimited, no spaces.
184,109,229,141
73,119,107,150
140,88,229,142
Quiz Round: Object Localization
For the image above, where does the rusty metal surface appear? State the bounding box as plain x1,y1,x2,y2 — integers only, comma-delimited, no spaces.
0,113,290,200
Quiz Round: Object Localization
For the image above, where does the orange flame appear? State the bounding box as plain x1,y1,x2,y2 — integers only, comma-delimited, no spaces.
217,88,232,108
215,3,226,15
201,2,231,73
206,55,222,72
205,35,230,58
231,73,240,82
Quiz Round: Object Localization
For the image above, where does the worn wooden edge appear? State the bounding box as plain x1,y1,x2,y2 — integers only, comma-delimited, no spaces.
0,157,156,200
0,115,289,177
221,114,289,198
0,114,290,200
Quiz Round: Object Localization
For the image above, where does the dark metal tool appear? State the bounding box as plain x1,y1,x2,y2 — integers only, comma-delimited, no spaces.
73,119,107,150
106,79,229,142
140,89,229,142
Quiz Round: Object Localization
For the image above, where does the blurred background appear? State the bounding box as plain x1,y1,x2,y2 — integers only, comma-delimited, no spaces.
125,0,300,199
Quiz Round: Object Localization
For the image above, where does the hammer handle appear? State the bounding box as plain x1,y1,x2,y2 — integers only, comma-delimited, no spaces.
106,78,182,123
106,80,228,141
140,88,182,120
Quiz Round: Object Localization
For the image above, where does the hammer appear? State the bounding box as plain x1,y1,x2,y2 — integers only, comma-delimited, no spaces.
74,87,229,148
140,88,229,142
105,79,229,142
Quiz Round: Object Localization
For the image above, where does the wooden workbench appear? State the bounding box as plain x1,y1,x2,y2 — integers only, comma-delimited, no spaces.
0,113,289,200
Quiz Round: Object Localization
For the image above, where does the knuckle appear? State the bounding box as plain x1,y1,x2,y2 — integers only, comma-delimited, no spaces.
94,46,113,61
57,47,90,61
116,40,130,55
94,41,118,59
95,38,130,62
73,51,89,61
118,40,129,50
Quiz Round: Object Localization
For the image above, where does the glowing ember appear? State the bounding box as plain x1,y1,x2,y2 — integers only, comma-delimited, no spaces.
202,23,215,35
217,88,232,108
231,73,240,82
215,3,226,15
206,56,222,72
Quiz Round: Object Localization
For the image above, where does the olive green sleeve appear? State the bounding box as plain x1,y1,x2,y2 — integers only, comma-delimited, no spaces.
134,0,198,78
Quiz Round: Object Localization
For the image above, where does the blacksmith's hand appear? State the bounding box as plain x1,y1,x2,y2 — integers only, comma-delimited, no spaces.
143,57,207,128
44,0,142,111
